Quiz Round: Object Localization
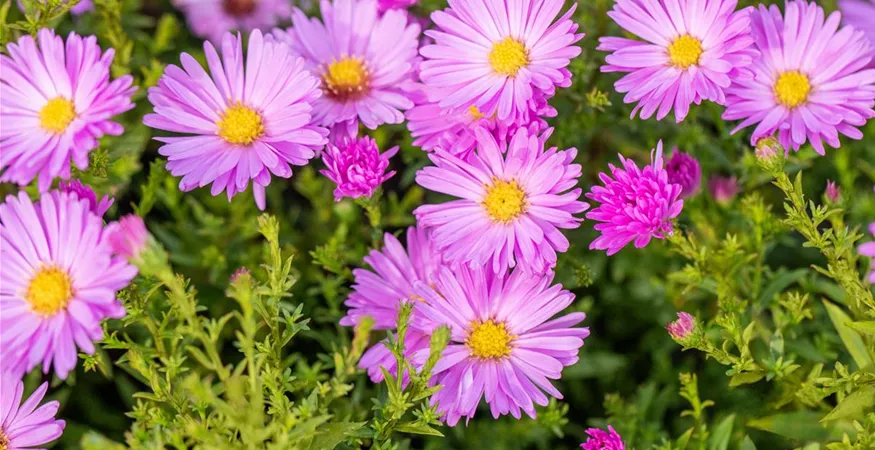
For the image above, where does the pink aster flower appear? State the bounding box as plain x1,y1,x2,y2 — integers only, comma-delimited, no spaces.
144,30,327,210
860,222,875,284
839,0,875,63
0,29,136,191
418,0,583,125
415,128,588,274
173,0,290,44
708,175,739,204
0,373,66,449
107,214,148,260
321,136,398,201
273,0,421,130
581,425,625,450
0,191,136,379
722,1,875,155
586,141,683,256
665,150,701,199
58,180,114,216
666,312,696,341
411,266,589,426
598,0,757,122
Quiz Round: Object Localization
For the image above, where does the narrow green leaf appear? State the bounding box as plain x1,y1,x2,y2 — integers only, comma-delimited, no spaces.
739,436,757,450
821,385,875,422
707,414,735,450
823,300,874,371
758,269,807,305
747,411,847,441
395,422,445,437
308,421,365,450
848,321,875,336
729,372,764,387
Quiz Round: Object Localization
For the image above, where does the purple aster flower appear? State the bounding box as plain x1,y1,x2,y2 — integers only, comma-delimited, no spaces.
839,0,875,64
341,226,444,330
144,30,327,210
415,128,588,274
418,0,583,125
320,136,398,201
411,266,589,426
708,175,739,204
665,150,702,199
273,0,421,130
0,29,136,191
722,1,875,155
598,0,757,122
0,373,66,449
107,214,148,260
378,0,415,12
172,0,290,44
58,180,114,216
0,191,137,379
860,222,875,284
666,312,696,341
586,142,683,256
581,425,625,450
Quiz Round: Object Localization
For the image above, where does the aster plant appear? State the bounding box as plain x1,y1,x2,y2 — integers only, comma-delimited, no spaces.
172,0,291,44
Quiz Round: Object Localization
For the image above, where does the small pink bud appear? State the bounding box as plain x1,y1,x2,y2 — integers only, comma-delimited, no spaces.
708,176,739,204
108,215,147,259
825,180,840,203
231,267,251,282
667,312,696,341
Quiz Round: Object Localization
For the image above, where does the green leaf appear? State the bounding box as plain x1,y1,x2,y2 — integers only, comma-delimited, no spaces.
308,421,365,450
823,300,874,371
739,436,757,450
708,414,735,450
758,269,807,305
80,431,126,450
394,421,445,437
848,321,875,336
676,427,694,450
747,411,846,441
729,372,764,387
821,385,875,422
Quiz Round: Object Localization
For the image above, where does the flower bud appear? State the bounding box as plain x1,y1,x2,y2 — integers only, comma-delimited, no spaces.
667,312,696,343
108,215,148,260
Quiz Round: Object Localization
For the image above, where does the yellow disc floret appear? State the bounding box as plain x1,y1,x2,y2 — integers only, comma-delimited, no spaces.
774,71,811,109
489,38,529,77
26,267,73,316
483,178,526,223
667,35,703,69
39,97,76,134
217,103,264,145
323,57,370,100
466,320,514,359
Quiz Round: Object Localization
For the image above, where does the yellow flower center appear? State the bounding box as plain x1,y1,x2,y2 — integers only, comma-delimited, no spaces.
26,267,73,316
323,57,370,100
483,178,526,223
774,71,810,109
488,38,529,77
667,35,703,69
0,428,8,450
216,103,264,145
468,105,486,120
467,320,514,359
39,97,76,134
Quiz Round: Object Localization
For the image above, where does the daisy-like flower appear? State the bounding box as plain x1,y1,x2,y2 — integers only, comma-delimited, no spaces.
412,266,589,426
0,29,136,191
598,0,757,122
665,150,701,199
415,128,588,274
860,222,875,284
580,425,625,450
173,0,291,44
839,0,875,63
144,30,327,210
320,136,398,201
274,0,421,130
418,0,583,125
0,373,66,449
722,0,875,154
0,191,136,379
58,180,114,217
586,141,683,256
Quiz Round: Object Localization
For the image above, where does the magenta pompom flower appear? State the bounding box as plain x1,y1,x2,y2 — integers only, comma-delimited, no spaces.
321,136,398,201
586,142,683,256
274,0,420,130
418,0,583,125
860,222,875,284
667,312,696,341
722,1,875,154
415,128,587,274
107,214,149,260
581,425,625,450
598,0,757,122
665,150,701,199
839,0,875,63
58,180,114,217
0,29,136,191
173,0,290,44
0,373,66,449
0,191,136,379
144,30,327,210
412,266,589,426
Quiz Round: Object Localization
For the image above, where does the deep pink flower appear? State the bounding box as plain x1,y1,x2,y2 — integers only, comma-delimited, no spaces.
666,312,696,341
598,0,757,122
0,191,136,379
58,180,114,216
665,150,701,199
107,214,148,260
708,175,739,204
0,373,66,449
722,1,875,154
581,425,625,450
0,29,136,191
321,136,398,201
412,266,589,426
173,0,290,44
586,142,683,255
860,222,875,284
